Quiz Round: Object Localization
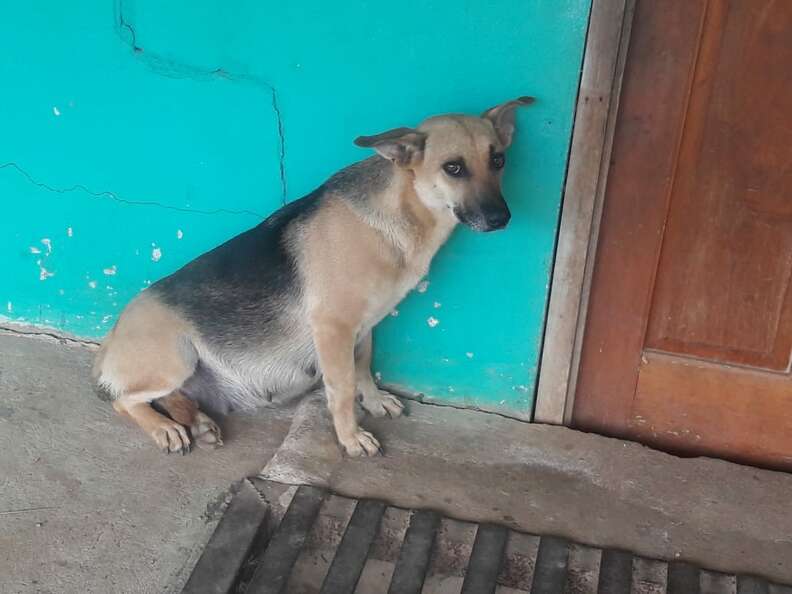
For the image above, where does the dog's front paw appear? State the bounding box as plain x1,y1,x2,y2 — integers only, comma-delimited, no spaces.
339,429,382,457
360,389,404,418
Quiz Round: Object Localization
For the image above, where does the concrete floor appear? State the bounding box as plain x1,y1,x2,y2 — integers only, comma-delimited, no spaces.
2,332,792,593
0,332,294,594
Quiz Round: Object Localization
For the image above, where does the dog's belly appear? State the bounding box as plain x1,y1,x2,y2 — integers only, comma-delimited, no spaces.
187,332,320,413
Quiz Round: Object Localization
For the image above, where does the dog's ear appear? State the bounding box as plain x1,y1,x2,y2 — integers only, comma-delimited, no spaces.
354,127,427,167
482,96,535,148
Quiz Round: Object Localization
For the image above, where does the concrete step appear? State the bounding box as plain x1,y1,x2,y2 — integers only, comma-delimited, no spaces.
259,394,792,586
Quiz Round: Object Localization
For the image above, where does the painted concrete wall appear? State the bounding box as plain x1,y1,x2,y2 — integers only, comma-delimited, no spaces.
0,1,590,416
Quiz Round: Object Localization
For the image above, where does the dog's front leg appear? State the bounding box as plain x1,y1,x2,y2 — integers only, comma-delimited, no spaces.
355,331,404,418
312,319,381,456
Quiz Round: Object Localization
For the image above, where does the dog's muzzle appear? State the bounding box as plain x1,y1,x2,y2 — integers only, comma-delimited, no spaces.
454,196,511,232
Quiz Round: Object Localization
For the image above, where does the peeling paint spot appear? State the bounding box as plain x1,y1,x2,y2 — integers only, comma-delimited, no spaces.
67,227,73,237
374,372,382,382
176,229,184,239
466,352,474,359
52,106,61,116
427,316,439,328
41,238,52,254
390,309,399,317
151,247,162,262
6,302,12,313
448,386,455,393
102,314,113,324
29,246,41,254
103,265,117,276
88,280,97,289
417,280,430,293
37,260,54,281
433,301,442,309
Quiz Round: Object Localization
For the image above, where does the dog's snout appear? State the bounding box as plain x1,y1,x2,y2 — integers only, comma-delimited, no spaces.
480,194,511,231
484,207,511,230
452,194,511,232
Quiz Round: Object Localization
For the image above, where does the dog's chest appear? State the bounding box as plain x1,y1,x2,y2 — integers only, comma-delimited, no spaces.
362,237,446,333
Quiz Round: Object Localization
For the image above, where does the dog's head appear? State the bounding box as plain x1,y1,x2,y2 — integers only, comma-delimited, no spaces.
354,97,534,232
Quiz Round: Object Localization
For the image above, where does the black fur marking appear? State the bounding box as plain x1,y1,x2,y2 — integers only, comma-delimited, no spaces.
324,156,393,205
151,191,321,350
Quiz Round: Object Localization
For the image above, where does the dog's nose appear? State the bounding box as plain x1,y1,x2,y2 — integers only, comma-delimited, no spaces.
485,209,511,230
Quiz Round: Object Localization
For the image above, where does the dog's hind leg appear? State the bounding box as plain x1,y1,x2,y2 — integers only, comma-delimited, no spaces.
94,293,203,453
113,396,193,454
154,391,223,449
355,331,404,418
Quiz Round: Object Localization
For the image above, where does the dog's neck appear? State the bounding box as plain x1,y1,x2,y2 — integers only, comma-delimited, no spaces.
330,157,457,263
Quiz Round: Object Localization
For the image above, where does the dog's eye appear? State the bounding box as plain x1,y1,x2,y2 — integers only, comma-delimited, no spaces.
491,152,505,170
442,161,467,177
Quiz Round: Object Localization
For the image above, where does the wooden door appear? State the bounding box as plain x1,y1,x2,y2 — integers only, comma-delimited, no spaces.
573,0,792,470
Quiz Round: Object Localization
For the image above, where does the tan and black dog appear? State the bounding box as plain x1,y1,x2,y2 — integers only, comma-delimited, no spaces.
93,97,533,456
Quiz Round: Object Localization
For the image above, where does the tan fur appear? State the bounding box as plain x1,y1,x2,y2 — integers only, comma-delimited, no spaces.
96,292,197,403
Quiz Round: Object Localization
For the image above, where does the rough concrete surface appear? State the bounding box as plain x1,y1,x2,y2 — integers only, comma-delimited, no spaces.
4,332,792,593
262,394,792,585
0,333,294,594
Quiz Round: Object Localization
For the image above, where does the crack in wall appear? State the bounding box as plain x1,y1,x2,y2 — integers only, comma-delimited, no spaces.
0,162,265,218
114,0,289,205
270,89,288,204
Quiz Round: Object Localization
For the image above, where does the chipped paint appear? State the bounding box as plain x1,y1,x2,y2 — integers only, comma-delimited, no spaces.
466,352,474,359
103,265,117,276
41,238,52,254
427,316,439,328
151,246,162,262
52,106,60,116
390,310,399,317
6,302,12,313
66,227,73,237
29,246,41,254
87,280,97,289
176,229,183,239
433,301,442,309
37,260,54,281
417,280,430,293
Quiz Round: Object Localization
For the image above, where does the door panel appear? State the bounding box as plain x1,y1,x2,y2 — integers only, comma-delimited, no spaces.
645,1,792,371
632,352,792,468
574,0,792,469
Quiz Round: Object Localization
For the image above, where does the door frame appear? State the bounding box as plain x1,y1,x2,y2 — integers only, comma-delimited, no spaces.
533,0,636,424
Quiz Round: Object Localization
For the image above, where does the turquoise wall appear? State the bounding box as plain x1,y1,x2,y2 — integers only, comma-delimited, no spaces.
0,1,590,417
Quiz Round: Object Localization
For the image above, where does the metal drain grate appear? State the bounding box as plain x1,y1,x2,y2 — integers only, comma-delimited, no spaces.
181,480,792,594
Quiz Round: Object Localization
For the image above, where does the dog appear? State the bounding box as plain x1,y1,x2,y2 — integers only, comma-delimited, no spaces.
92,97,534,456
